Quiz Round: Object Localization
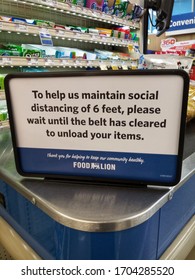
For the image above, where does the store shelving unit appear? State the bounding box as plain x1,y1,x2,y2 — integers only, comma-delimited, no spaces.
0,0,141,121
0,55,136,69
0,20,138,48
8,0,140,28
0,0,141,71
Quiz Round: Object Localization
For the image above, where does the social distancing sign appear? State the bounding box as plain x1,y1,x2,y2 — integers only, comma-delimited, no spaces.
5,70,189,186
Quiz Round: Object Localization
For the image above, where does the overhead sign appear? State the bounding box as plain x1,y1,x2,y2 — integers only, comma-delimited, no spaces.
5,70,189,186
168,12,195,34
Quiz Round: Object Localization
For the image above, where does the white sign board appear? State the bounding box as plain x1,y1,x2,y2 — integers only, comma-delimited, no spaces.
5,70,189,186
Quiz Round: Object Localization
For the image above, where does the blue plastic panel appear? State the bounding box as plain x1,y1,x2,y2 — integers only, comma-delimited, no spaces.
0,179,160,260
157,174,195,258
1,177,195,260
0,180,56,259
54,213,159,260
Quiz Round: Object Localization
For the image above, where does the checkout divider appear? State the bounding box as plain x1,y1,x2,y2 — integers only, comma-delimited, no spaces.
0,70,195,260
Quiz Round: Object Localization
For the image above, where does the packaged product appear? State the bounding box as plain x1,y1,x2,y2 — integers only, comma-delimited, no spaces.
34,19,55,28
87,28,99,35
0,16,12,21
0,44,23,56
128,44,141,60
112,0,129,18
54,24,66,30
95,27,112,37
65,0,85,6
21,44,46,58
66,25,88,33
0,75,5,90
2,44,23,52
131,4,145,21
85,0,104,12
125,2,134,20
0,100,8,122
130,32,137,40
22,49,45,58
102,0,116,15
186,81,195,122
12,17,35,25
111,26,130,39
95,49,131,60
95,49,118,59
0,108,8,122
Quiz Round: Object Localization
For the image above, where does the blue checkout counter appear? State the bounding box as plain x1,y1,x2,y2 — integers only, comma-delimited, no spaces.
0,121,195,260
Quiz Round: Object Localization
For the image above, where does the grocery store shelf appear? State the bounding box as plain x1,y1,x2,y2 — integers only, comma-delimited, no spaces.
0,56,136,69
8,0,140,29
0,20,138,48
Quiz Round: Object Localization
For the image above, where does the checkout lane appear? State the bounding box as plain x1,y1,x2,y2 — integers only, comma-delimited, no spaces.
0,119,195,259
